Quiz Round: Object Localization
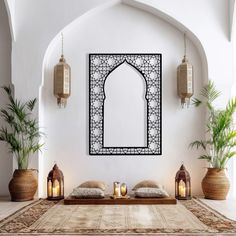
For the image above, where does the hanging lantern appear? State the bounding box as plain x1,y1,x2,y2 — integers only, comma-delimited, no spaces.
177,33,193,108
47,164,64,200
54,33,71,108
175,164,191,200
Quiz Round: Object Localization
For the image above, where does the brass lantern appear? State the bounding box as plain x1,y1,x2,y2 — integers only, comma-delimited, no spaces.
47,164,64,200
175,164,191,200
54,33,71,108
177,33,193,108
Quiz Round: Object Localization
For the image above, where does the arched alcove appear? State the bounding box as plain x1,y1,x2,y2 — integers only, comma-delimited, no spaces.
40,1,207,197
104,61,147,147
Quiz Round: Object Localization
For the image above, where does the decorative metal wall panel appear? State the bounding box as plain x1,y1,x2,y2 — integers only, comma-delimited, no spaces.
89,54,162,155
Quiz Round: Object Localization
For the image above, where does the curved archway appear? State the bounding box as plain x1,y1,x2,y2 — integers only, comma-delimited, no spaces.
42,0,208,88
39,0,208,197
3,0,15,41
104,61,147,147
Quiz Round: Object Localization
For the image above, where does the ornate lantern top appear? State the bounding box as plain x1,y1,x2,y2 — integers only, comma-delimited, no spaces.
175,164,190,181
47,164,64,180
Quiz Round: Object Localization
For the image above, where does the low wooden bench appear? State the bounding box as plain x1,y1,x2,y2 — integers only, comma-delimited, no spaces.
64,195,177,205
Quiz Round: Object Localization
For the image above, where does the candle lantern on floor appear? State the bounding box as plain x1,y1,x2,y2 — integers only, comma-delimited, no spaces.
47,164,64,200
175,164,191,200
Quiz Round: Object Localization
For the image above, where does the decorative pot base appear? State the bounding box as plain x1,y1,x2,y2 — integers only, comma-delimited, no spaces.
202,168,230,200
9,169,38,202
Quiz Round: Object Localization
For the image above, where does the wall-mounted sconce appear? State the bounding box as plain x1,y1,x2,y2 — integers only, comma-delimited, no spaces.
177,33,193,108
54,33,71,108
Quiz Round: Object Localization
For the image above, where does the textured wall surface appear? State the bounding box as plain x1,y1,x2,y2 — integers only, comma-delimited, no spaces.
1,0,234,197
0,0,12,196
41,3,205,196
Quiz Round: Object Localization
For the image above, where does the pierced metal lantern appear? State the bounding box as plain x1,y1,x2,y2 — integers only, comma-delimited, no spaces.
177,33,193,108
54,33,71,108
54,55,71,108
175,164,191,200
47,164,64,200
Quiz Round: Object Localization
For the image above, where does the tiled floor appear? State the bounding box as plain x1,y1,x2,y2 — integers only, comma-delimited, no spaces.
200,198,236,221
0,196,236,221
0,196,36,221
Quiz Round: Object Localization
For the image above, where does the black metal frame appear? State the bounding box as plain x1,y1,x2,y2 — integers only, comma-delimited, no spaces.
89,53,162,155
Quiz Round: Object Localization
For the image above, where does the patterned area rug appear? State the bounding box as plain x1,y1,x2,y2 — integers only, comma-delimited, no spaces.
0,199,236,235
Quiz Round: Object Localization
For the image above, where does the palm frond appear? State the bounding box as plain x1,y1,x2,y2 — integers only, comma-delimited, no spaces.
192,98,202,107
200,80,221,103
190,80,236,169
189,140,207,150
2,85,12,97
0,86,44,169
26,98,37,111
198,155,212,161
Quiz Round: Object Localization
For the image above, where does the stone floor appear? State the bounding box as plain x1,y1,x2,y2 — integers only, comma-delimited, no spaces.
200,197,236,221
0,196,236,221
0,196,36,221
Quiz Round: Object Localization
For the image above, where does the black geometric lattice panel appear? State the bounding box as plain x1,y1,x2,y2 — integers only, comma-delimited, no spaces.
89,54,162,155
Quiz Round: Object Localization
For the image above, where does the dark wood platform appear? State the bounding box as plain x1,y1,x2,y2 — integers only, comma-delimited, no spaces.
64,195,177,205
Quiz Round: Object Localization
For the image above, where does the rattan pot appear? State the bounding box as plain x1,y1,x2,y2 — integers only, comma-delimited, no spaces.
202,168,230,200
9,169,38,202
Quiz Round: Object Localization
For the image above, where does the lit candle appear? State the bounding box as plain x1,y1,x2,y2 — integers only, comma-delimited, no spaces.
52,187,57,197
179,180,186,197
115,187,121,197
113,182,121,197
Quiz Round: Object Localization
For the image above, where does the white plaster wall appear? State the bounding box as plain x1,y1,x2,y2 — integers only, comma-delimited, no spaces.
4,0,15,41
42,3,205,196
6,0,235,197
0,0,12,196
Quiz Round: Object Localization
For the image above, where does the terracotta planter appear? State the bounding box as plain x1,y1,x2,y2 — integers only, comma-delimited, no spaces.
9,169,38,202
202,168,230,200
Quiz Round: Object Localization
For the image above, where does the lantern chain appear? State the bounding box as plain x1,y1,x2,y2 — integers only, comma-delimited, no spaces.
61,32,64,57
184,32,187,57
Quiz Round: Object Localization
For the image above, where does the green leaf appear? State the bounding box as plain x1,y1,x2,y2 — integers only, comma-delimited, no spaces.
192,98,202,107
201,80,221,103
189,140,207,150
198,155,212,161
27,98,37,111
0,86,44,169
2,85,12,97
190,80,236,168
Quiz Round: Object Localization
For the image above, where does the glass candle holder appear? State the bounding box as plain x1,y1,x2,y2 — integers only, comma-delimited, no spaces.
120,183,127,196
113,182,121,197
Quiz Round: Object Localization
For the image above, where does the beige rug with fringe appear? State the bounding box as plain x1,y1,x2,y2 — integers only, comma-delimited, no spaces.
0,198,236,235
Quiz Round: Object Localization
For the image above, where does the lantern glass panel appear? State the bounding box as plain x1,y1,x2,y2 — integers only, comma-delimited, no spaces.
48,180,52,197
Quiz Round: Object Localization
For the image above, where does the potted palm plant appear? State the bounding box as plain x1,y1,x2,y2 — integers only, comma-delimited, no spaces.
190,81,236,200
0,86,44,201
